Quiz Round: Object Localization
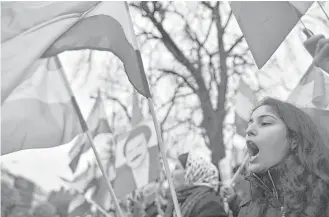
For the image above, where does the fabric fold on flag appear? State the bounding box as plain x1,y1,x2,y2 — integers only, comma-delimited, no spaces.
69,92,112,172
288,65,329,108
2,1,151,155
288,64,329,149
1,2,99,103
41,1,151,97
62,163,97,193
235,81,257,137
1,57,82,155
230,1,312,68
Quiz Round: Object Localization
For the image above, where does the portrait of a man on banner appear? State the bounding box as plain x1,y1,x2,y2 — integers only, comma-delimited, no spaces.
114,121,160,198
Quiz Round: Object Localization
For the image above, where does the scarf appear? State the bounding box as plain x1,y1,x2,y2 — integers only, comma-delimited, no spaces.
165,153,220,217
164,185,213,217
184,153,219,191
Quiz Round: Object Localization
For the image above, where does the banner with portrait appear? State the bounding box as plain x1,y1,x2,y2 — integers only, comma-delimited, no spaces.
113,120,160,198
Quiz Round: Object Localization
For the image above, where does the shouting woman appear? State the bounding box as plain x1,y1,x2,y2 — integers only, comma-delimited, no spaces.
223,97,329,217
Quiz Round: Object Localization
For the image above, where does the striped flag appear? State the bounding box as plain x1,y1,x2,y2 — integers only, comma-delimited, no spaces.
2,2,151,155
68,91,112,172
1,2,96,103
2,2,151,99
288,64,329,149
235,81,257,137
42,1,151,97
1,58,83,155
230,1,313,68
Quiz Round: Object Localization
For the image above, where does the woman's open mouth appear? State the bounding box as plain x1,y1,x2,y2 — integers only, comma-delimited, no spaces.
247,140,259,162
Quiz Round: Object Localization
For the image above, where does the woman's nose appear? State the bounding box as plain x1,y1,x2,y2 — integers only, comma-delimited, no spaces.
246,125,257,137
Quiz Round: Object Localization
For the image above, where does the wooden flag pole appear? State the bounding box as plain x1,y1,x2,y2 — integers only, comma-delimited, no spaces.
287,2,314,38
147,98,183,217
55,56,124,217
123,1,182,217
85,131,124,217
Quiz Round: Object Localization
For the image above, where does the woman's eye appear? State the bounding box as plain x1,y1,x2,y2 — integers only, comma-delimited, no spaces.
261,122,271,126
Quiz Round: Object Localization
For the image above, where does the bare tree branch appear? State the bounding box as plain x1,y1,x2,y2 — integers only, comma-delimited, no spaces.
160,82,185,130
157,68,197,92
104,94,131,121
200,18,215,46
201,1,214,10
158,92,195,109
226,35,244,55
223,11,233,31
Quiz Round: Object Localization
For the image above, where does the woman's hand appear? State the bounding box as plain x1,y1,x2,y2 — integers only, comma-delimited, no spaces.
314,36,329,73
219,185,236,203
304,33,329,73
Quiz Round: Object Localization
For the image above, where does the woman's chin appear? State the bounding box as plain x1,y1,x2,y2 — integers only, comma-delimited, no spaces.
247,163,265,174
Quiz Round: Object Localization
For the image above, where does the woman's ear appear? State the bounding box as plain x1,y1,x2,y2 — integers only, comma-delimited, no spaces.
290,134,298,151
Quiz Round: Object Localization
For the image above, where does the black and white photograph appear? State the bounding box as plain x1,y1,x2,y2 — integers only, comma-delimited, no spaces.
1,1,329,217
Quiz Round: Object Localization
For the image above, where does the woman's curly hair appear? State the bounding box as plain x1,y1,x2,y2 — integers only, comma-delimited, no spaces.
254,97,329,217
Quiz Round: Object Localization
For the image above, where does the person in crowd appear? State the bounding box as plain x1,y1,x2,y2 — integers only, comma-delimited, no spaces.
165,152,228,217
221,97,329,217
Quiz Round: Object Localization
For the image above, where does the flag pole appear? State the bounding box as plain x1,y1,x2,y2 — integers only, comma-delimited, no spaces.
55,56,124,217
124,2,182,217
288,2,314,37
147,98,183,217
125,1,182,217
317,1,329,21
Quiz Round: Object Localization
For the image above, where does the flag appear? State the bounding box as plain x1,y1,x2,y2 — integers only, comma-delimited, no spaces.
1,2,97,102
2,2,151,155
2,2,151,101
89,177,114,211
230,1,312,68
288,64,329,149
288,65,329,108
42,1,151,97
289,2,314,14
68,194,92,217
131,90,143,127
1,2,93,155
235,81,257,137
1,57,83,155
61,163,97,193
69,91,112,172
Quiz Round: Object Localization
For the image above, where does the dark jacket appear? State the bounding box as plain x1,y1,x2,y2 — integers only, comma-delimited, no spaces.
238,170,285,217
238,165,329,217
165,185,228,217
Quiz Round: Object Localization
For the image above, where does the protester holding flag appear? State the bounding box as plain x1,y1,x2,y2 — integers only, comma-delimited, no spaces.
165,152,228,217
222,97,329,217
306,34,329,73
